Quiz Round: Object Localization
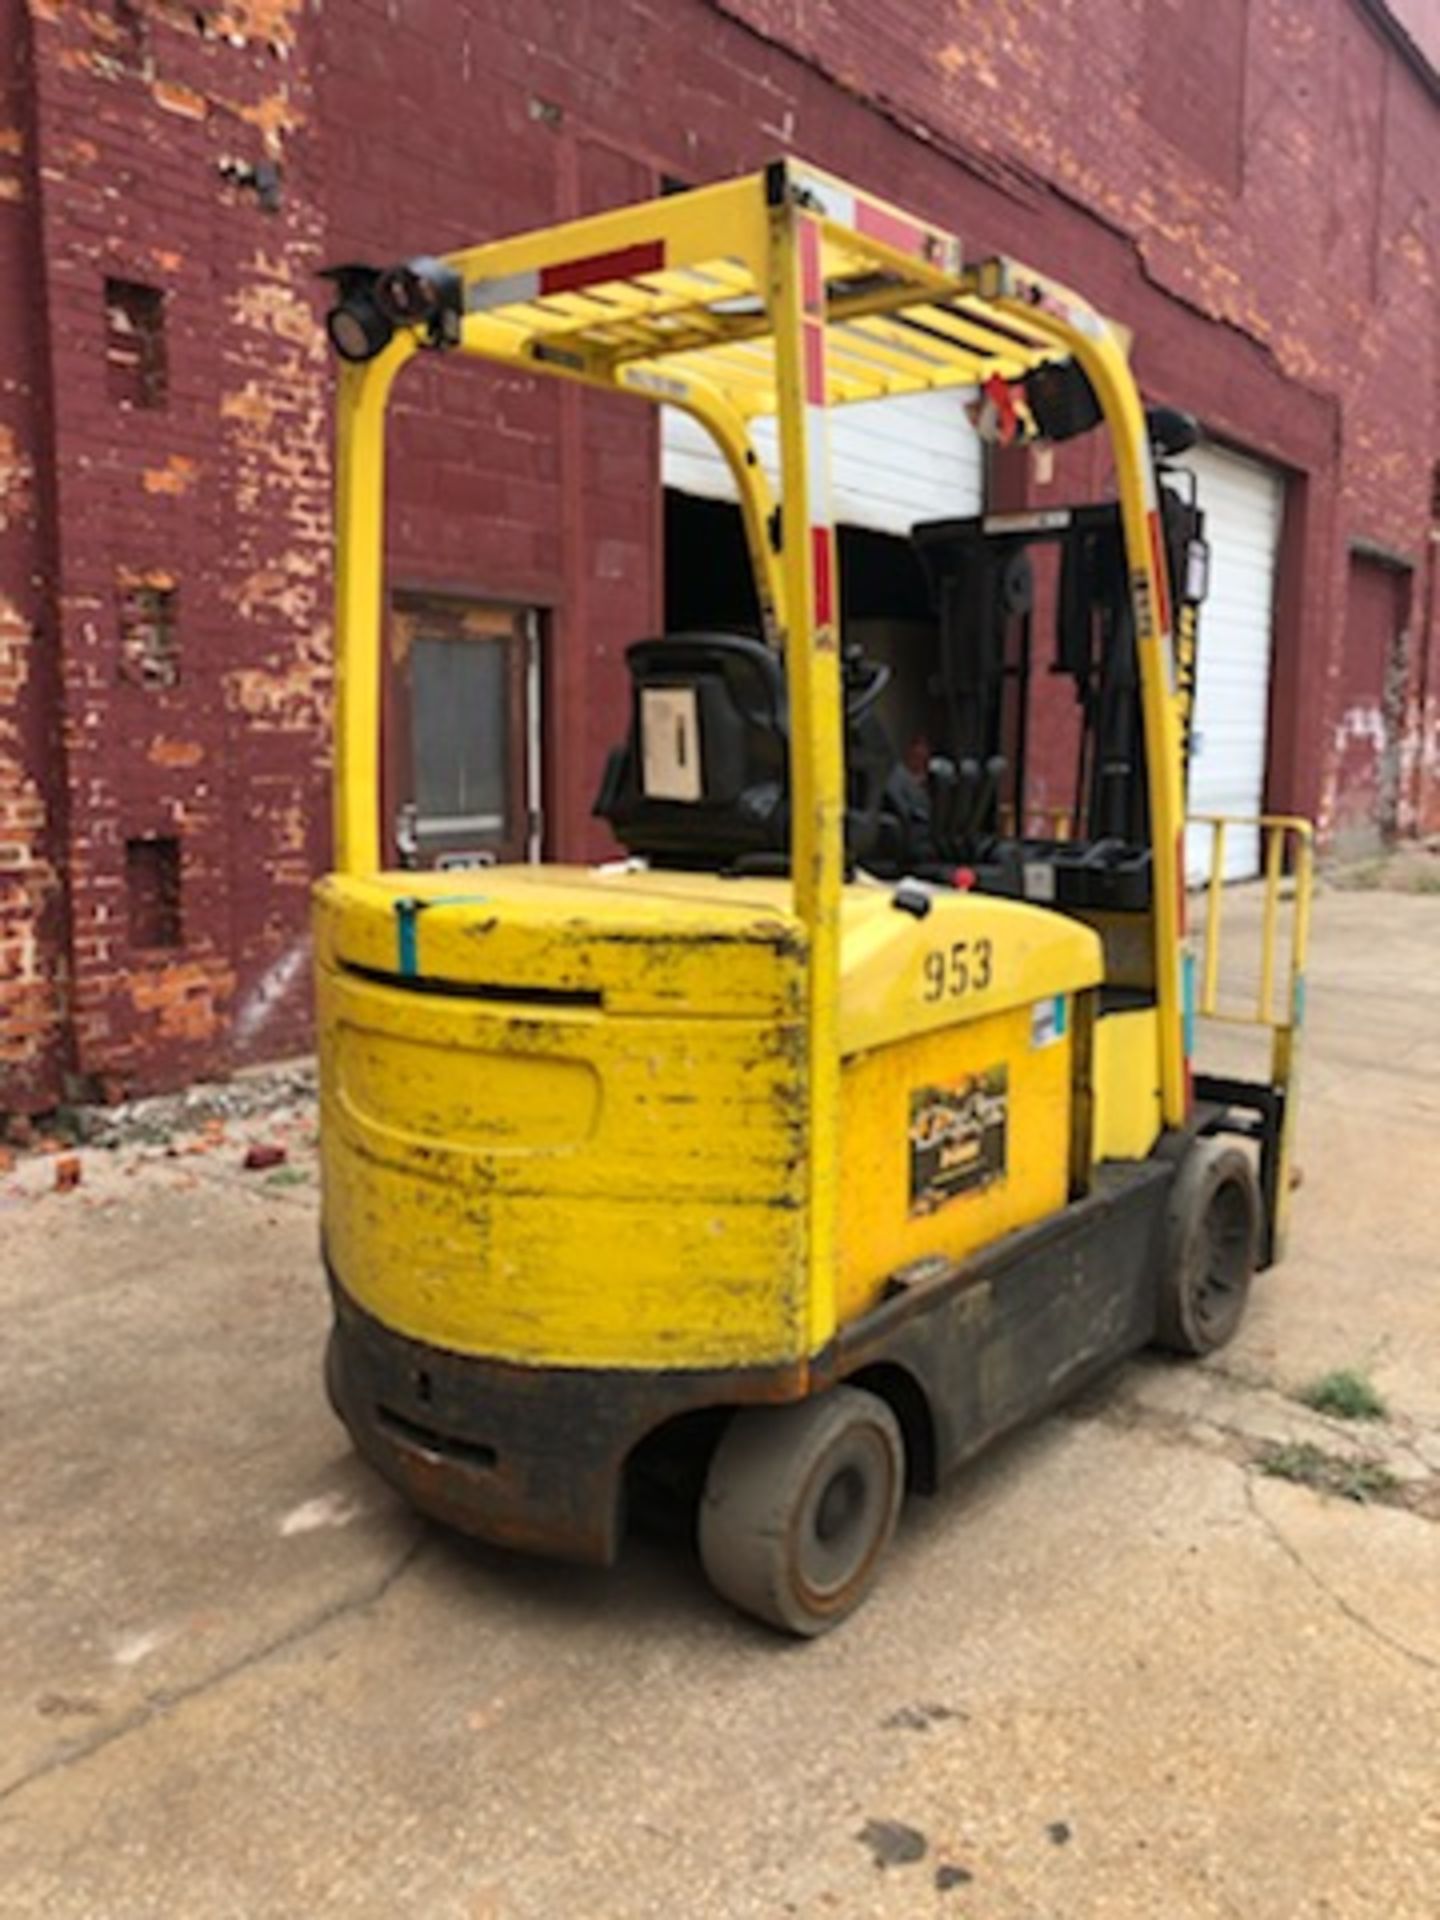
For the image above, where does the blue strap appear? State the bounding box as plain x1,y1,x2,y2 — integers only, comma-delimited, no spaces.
392,892,491,979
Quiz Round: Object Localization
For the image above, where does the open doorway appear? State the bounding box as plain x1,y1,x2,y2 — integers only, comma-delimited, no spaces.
663,489,938,772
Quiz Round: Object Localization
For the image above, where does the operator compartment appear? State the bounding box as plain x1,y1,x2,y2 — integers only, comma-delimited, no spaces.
592,626,1110,1328
314,866,811,1372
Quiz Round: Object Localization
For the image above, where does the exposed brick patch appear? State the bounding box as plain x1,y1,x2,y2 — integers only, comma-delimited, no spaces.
142,454,197,495
116,573,180,688
124,832,182,947
0,422,32,534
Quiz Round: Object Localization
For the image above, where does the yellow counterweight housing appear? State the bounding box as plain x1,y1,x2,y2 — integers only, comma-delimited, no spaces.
316,867,809,1373
316,868,1102,1376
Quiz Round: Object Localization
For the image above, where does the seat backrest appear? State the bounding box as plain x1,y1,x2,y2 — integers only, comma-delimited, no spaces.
593,633,790,866
594,630,932,875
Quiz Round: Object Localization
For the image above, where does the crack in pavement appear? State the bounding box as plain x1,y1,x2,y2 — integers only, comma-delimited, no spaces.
1079,1381,1440,1524
1086,1383,1440,1671
0,1530,427,1812
1242,1478,1440,1677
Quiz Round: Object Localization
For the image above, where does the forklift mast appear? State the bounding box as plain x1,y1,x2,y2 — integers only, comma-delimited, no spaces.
902,473,1209,911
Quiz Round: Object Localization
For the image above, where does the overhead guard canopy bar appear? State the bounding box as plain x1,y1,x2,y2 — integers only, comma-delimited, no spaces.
449,161,1068,415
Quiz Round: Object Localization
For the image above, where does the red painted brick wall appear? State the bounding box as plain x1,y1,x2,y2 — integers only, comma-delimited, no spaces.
0,0,1435,1110
0,0,70,1111
19,0,331,1102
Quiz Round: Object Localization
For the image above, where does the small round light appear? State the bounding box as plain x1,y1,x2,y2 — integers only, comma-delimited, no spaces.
325,294,393,364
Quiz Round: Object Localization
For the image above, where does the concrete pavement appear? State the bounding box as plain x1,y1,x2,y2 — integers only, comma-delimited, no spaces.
2,885,1437,1919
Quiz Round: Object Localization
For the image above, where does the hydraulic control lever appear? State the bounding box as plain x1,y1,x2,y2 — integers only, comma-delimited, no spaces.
954,755,983,851
927,751,1008,864
953,753,1007,860
967,754,1008,856
927,755,960,858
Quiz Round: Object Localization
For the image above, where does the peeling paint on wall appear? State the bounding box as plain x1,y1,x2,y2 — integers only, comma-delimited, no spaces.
141,454,199,496
0,596,65,1086
0,423,34,533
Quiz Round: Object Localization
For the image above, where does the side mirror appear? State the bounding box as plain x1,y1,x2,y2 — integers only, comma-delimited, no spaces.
1022,359,1102,442
1146,407,1200,457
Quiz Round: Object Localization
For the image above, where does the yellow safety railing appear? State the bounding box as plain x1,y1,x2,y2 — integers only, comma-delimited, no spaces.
1192,814,1314,1030
1188,812,1315,1263
1035,805,1075,843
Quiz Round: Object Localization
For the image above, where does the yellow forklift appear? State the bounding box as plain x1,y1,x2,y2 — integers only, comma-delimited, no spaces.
316,160,1312,1634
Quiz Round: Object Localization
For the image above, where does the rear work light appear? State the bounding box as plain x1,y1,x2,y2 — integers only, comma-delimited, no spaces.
320,257,464,363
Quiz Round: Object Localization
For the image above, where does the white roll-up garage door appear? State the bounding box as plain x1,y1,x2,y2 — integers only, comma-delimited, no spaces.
1180,443,1284,882
662,390,983,537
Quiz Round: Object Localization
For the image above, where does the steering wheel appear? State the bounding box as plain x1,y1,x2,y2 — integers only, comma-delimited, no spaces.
1078,836,1128,869
844,657,892,721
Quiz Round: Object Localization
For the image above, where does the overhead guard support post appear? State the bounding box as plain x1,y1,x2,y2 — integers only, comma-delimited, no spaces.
995,278,1190,1129
770,192,844,1360
333,339,415,875
618,369,786,644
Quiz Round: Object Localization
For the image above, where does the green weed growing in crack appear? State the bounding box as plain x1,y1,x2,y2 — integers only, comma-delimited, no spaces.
1296,1368,1387,1421
1329,860,1386,891
1256,1441,1398,1504
264,1165,310,1189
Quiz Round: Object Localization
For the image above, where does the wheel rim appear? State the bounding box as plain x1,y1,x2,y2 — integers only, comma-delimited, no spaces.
788,1424,899,1612
1189,1178,1251,1339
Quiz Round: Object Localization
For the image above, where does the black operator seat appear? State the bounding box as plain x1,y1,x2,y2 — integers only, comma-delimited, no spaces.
593,633,790,868
593,631,928,874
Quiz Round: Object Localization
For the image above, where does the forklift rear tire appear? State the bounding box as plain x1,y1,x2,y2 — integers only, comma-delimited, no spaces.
699,1387,905,1637
1154,1139,1260,1356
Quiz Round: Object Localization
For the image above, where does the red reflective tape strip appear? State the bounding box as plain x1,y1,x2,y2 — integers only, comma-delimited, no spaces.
982,371,1019,446
811,526,834,627
799,219,824,313
802,322,826,405
1147,509,1173,637
539,240,665,296
856,199,925,258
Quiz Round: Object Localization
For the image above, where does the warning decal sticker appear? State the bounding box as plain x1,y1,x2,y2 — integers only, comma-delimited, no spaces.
908,1066,1009,1217
1030,994,1068,1050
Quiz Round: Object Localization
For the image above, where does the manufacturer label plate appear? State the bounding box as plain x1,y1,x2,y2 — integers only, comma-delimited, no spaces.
908,1066,1009,1216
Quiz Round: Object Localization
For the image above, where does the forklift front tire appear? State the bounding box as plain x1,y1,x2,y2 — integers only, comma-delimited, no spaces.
1154,1140,1260,1357
699,1386,905,1637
